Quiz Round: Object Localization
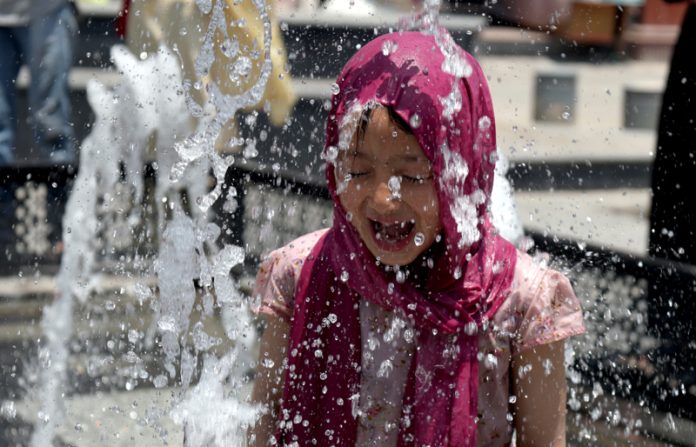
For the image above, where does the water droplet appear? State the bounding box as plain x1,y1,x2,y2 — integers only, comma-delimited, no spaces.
403,328,414,343
381,40,398,56
37,411,49,424
346,212,353,221
440,83,462,118
388,176,401,199
325,145,338,163
414,232,425,246
232,56,252,78
478,115,491,130
179,27,188,36
409,113,421,129
221,38,239,58
104,300,116,311
127,330,140,343
314,349,323,358
442,54,473,78
157,316,177,333
243,141,258,158
484,353,498,369
195,0,212,14
396,270,406,284
453,266,462,279
561,110,571,120
377,359,394,378
387,282,395,294
464,321,477,335
340,271,349,282
139,51,147,60
330,83,340,95
1,401,16,420
327,313,338,323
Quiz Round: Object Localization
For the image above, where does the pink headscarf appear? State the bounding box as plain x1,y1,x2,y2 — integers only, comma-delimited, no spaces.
279,31,517,446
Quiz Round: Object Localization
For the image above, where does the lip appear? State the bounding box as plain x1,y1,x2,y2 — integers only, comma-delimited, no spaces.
367,218,415,253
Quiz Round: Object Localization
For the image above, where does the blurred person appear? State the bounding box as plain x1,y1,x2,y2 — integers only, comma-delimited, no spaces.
0,0,77,166
122,0,296,154
649,0,696,264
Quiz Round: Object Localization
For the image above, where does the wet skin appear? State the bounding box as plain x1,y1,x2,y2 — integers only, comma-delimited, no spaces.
335,106,441,266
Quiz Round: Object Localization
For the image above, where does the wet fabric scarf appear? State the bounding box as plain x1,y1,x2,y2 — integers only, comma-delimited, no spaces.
279,31,517,446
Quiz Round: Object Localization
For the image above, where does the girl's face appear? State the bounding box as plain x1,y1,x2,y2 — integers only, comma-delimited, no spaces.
336,106,441,266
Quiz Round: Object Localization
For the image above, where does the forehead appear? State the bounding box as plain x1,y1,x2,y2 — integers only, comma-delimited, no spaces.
353,107,429,161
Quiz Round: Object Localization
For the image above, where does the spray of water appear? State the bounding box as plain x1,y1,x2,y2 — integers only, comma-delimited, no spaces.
152,0,274,444
29,0,272,442
28,52,155,447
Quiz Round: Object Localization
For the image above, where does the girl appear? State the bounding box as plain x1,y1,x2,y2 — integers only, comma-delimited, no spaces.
250,30,585,446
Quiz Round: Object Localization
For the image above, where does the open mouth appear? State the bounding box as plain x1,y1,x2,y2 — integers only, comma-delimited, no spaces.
370,219,415,250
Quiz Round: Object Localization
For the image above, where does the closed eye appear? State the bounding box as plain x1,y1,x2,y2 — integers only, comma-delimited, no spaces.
349,171,370,178
402,175,431,184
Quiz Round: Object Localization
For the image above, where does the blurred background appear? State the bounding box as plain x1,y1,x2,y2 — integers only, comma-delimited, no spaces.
1,0,695,445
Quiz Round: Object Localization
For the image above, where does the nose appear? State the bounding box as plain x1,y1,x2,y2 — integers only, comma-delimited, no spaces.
370,178,399,215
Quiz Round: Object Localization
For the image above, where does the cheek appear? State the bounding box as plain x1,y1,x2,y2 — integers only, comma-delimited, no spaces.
338,182,364,216
417,188,441,231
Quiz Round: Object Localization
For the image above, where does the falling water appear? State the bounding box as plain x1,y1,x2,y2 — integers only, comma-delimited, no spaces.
28,0,274,445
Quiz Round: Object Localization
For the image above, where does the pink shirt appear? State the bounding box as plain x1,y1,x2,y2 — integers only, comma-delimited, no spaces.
253,229,585,447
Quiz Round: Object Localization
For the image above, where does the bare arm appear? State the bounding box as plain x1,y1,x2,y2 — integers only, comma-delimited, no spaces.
512,340,567,447
249,314,290,447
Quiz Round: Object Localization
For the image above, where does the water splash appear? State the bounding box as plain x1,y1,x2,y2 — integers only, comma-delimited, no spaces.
27,0,270,437
173,0,274,215
28,46,190,446
440,82,462,119
155,0,274,443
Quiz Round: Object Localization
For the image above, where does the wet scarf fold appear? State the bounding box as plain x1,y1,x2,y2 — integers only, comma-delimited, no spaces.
279,31,517,446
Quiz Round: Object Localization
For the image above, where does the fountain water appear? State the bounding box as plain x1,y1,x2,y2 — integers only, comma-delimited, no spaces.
27,0,273,445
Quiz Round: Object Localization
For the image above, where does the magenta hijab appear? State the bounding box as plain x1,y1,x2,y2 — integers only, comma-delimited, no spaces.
279,31,517,446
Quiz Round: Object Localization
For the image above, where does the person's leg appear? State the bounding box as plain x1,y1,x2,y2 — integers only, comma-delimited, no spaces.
27,4,77,165
0,27,24,166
